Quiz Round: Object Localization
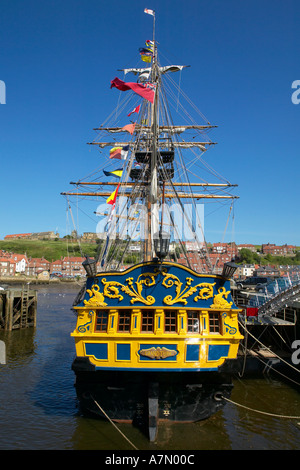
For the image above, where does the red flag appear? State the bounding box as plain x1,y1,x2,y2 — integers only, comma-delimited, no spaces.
110,77,155,104
122,123,136,135
128,104,141,117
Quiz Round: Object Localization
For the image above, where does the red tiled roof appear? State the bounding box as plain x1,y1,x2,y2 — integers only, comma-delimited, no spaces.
4,233,32,239
62,256,86,262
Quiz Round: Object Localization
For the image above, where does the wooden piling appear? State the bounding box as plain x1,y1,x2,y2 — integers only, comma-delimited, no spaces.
0,287,37,330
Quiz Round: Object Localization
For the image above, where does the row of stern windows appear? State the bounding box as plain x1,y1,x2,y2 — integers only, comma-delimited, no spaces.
91,309,226,335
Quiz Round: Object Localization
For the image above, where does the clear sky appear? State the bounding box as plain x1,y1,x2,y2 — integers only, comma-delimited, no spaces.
0,0,299,246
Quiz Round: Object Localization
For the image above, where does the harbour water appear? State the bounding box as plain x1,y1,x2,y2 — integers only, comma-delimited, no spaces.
0,284,299,450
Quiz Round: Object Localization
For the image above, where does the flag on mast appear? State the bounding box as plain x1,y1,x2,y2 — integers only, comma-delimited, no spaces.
111,77,155,103
128,104,140,117
103,168,123,179
109,145,129,160
106,183,120,205
144,8,155,16
122,123,136,135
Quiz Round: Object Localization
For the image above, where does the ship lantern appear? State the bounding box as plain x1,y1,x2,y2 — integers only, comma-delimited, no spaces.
153,231,170,260
82,256,97,277
222,260,239,279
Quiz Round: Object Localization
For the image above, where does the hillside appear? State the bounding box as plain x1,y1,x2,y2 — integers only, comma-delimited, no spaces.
0,239,98,260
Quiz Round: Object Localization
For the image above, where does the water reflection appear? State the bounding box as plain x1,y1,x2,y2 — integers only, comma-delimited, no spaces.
0,328,36,368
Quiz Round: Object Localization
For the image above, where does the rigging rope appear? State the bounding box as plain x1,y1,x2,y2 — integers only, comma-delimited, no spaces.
65,196,84,257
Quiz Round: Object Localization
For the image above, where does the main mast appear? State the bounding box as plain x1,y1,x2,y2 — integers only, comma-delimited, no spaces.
146,10,159,261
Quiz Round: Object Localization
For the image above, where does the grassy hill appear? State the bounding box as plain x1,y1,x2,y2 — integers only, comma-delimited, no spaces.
0,239,98,261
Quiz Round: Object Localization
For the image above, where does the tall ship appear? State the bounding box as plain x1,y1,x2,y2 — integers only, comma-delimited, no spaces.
62,9,243,440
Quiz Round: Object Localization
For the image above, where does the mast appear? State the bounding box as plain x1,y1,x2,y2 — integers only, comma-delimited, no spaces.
146,10,158,261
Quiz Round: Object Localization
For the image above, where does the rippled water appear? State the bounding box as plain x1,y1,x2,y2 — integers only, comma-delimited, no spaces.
0,284,299,450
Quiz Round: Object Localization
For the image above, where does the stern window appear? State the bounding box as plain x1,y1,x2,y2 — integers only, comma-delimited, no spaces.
187,311,200,333
118,310,131,332
209,312,220,333
141,310,154,332
164,310,177,333
95,311,109,332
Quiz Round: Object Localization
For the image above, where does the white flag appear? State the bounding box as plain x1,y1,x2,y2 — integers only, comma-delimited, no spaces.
144,8,155,16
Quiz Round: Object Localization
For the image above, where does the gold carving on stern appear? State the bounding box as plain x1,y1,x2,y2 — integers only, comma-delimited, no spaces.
83,285,107,307
139,346,177,360
162,271,215,305
210,287,233,309
101,271,159,305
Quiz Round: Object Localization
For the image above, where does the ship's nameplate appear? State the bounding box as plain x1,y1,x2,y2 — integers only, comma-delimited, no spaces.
138,344,179,361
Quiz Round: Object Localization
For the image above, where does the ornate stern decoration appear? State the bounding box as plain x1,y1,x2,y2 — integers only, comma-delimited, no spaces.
83,285,108,307
139,346,178,360
81,267,234,310
210,287,233,309
222,313,237,334
161,271,215,305
101,270,160,305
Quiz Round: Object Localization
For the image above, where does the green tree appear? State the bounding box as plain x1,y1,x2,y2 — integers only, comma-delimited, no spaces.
239,248,255,264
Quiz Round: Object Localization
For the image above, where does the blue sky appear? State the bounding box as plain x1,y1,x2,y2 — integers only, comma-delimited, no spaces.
0,0,299,246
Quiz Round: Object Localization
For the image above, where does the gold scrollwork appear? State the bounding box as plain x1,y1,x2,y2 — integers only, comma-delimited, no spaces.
77,310,94,333
222,312,237,334
84,270,220,308
101,271,160,305
162,271,215,305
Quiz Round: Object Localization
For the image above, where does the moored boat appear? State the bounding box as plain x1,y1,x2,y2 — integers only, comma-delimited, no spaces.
63,8,243,440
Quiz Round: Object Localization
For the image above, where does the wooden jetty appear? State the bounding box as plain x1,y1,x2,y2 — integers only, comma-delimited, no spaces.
0,286,37,330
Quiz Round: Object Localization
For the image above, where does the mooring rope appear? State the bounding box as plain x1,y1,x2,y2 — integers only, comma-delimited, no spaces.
91,396,138,450
222,396,300,420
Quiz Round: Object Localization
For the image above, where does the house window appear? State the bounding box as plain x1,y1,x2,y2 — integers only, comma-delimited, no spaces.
164,310,177,333
209,312,220,333
118,310,131,332
187,311,199,333
95,310,109,332
141,310,154,332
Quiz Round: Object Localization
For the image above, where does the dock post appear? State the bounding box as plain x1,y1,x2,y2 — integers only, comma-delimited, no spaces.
0,340,6,364
0,287,37,330
4,290,14,331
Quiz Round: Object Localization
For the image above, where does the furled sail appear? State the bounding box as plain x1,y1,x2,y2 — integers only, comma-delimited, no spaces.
120,65,189,81
88,141,212,152
93,125,216,133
